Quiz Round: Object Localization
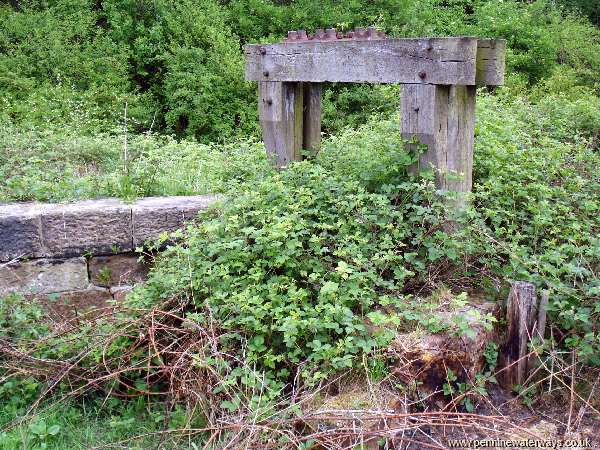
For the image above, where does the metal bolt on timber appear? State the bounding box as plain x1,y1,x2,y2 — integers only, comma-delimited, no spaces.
247,33,506,210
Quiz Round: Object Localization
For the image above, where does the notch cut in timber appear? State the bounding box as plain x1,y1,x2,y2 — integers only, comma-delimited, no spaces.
246,34,505,199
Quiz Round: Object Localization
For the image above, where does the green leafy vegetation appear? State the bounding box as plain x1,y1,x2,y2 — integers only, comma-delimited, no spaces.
1,0,599,447
130,163,459,386
2,0,599,141
0,125,272,202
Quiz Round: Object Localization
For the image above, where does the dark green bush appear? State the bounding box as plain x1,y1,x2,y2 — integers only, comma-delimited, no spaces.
558,0,600,26
2,0,599,138
0,0,139,132
103,0,257,140
0,0,257,140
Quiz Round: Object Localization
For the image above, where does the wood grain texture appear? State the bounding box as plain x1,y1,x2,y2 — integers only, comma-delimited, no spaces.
446,85,476,196
246,38,478,85
401,83,475,203
500,281,537,389
302,83,322,155
401,84,449,189
536,291,549,340
258,81,303,168
476,39,506,86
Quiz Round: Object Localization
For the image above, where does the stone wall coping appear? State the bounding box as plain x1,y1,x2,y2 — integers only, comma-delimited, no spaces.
0,198,126,216
0,195,218,261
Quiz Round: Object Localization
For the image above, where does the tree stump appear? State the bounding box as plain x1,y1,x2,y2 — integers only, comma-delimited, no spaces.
499,281,537,389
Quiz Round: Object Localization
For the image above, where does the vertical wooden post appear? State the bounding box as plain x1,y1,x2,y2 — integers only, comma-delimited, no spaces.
259,81,304,168
401,84,449,189
446,85,476,194
499,281,537,389
302,83,322,155
400,84,476,204
536,291,549,340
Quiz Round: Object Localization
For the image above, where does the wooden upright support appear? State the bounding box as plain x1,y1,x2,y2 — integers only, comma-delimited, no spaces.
246,35,505,191
401,84,476,202
258,81,304,168
499,281,537,389
258,82,322,168
303,83,322,155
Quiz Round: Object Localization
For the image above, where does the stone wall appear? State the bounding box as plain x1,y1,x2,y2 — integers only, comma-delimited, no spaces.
0,195,217,313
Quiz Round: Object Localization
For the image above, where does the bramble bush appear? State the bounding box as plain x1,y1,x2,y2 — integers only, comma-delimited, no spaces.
126,86,600,382
128,162,464,385
470,92,600,362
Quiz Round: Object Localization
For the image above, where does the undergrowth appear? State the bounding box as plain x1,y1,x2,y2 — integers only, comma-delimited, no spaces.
1,81,599,446
0,127,273,202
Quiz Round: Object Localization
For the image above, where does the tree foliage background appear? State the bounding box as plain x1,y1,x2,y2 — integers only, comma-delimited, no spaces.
1,0,599,140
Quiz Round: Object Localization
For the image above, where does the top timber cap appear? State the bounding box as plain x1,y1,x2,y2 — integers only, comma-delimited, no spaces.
246,36,505,86
284,26,386,42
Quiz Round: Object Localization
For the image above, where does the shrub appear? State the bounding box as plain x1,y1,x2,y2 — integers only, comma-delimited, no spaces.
129,161,463,384
471,93,600,362
103,0,257,140
0,0,141,133
0,0,257,140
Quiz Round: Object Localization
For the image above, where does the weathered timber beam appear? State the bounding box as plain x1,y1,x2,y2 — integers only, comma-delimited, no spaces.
246,38,479,85
302,83,322,155
400,84,476,203
476,39,506,86
258,81,304,168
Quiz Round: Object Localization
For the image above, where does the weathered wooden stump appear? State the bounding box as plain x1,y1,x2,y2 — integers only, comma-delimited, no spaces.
245,30,505,201
498,281,549,389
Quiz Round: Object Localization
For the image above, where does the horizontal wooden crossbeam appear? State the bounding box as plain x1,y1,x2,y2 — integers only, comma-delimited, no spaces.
245,37,505,86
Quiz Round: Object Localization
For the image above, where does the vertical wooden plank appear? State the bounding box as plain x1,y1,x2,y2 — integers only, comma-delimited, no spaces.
400,84,449,190
259,81,303,168
400,83,476,205
446,85,476,195
303,83,322,155
536,291,549,340
499,281,537,389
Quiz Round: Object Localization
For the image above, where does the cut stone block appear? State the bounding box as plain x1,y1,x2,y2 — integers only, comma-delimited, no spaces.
30,286,114,320
110,285,133,302
1,195,218,262
40,199,132,257
132,195,217,247
89,254,148,287
0,257,89,295
0,202,47,261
